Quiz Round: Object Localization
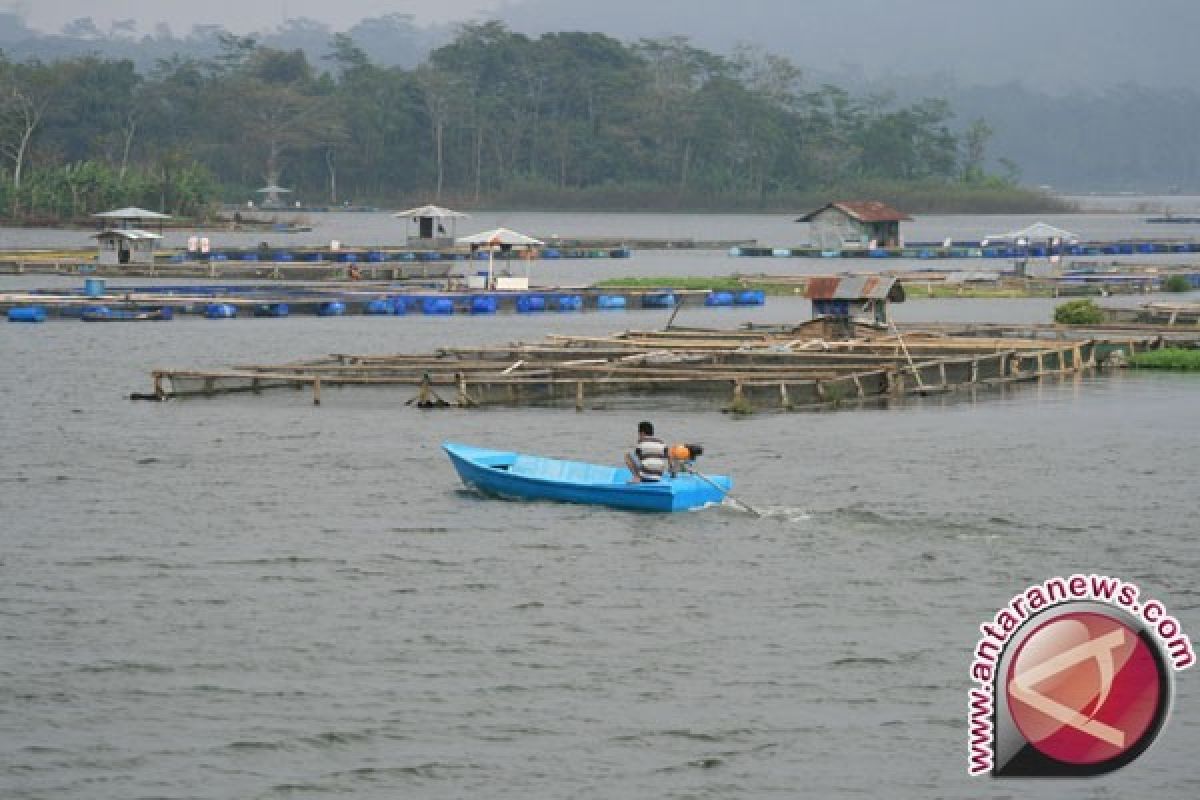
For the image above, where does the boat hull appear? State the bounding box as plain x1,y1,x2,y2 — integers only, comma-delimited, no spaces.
443,442,730,513
80,308,173,322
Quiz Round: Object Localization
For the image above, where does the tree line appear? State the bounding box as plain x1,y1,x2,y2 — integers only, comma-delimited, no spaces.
0,22,1043,221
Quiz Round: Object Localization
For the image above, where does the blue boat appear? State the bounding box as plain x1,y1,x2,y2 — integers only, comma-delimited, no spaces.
443,442,731,512
80,307,173,322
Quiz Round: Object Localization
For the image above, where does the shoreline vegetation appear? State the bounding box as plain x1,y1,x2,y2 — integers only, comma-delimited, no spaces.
2,23,1063,226
0,180,1070,228
1128,348,1200,370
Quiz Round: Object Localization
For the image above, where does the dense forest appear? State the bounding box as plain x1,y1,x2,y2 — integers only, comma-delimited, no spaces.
0,21,1054,221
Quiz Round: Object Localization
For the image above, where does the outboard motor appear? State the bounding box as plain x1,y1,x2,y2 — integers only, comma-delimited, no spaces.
670,443,705,464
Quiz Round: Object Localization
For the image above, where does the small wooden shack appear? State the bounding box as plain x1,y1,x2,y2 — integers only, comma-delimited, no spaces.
805,274,906,338
92,229,163,265
395,204,469,248
798,201,911,250
91,207,171,266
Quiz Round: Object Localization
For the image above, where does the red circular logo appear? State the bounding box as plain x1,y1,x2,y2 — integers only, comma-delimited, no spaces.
1006,611,1163,765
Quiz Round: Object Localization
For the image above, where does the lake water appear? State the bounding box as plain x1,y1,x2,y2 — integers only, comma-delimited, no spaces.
2,211,1199,798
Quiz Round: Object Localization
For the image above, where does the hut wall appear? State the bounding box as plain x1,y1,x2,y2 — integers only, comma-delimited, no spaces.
96,238,121,265
808,208,869,250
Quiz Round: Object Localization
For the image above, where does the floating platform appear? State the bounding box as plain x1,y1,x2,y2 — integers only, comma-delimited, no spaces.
1,283,759,322
142,324,1108,410
731,238,1200,260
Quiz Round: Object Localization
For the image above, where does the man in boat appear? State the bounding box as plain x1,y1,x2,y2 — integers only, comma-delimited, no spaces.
626,420,672,482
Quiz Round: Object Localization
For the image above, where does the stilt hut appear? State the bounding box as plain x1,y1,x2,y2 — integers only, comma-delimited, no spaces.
395,204,469,247
91,207,171,266
798,201,911,250
804,275,906,339
92,229,163,265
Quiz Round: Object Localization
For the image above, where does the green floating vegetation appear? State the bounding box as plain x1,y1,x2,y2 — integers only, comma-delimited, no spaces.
1054,298,1104,325
916,284,1053,299
1164,275,1193,293
1129,348,1200,370
592,276,796,295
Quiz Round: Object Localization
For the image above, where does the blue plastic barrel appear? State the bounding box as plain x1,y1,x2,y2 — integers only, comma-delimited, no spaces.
555,294,583,312
517,295,546,313
597,295,627,310
8,306,46,323
706,291,734,307
84,277,106,297
735,290,766,306
641,292,676,309
610,248,632,258
364,298,393,315
367,251,386,262
318,301,346,317
205,303,237,319
422,297,454,315
470,295,497,314
254,303,288,317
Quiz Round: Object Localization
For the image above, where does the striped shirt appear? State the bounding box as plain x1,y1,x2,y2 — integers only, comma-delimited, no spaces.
635,436,669,481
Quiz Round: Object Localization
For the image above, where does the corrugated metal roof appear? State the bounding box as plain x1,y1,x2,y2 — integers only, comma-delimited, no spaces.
796,201,912,223
393,204,470,219
805,275,905,301
91,229,163,241
92,207,172,220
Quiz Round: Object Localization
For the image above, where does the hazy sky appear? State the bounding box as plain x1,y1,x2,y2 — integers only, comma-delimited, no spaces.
8,0,504,33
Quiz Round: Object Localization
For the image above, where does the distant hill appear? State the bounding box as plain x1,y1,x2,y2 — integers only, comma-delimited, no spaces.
498,0,1200,94
3,2,1199,192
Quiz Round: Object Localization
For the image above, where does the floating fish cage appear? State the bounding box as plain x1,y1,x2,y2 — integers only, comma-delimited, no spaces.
732,238,1200,259
145,324,1130,412
1,284,737,322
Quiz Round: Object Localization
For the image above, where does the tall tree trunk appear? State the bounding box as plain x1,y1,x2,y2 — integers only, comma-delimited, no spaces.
434,120,444,201
13,126,33,191
679,140,691,190
474,125,483,203
325,147,337,204
119,114,137,181
265,139,281,191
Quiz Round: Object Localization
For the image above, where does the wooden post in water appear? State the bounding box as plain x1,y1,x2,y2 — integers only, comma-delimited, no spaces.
312,376,322,405
456,371,476,407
